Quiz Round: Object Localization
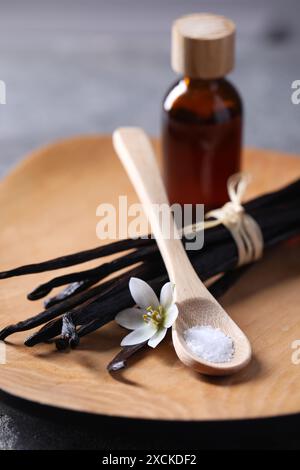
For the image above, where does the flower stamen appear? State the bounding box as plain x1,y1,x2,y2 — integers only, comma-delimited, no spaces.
144,305,165,327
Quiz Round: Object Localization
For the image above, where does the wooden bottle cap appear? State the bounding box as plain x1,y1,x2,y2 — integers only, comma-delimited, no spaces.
172,13,236,79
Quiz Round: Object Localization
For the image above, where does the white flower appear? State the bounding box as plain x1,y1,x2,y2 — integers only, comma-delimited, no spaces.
115,277,178,348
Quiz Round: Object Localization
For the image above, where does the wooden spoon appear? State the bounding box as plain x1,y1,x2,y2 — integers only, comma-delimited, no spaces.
113,127,252,375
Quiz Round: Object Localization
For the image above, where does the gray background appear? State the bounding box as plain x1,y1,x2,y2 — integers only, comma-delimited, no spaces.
1,0,300,179
0,0,300,450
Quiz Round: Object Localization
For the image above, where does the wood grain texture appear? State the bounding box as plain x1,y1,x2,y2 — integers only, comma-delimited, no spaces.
172,13,235,79
0,135,300,420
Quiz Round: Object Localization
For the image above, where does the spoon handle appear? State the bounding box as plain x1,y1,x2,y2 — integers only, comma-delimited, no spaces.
113,127,202,294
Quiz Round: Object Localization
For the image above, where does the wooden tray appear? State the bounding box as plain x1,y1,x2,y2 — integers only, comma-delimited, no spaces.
0,135,300,421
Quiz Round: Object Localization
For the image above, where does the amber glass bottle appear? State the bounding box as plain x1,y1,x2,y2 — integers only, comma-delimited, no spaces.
162,13,243,211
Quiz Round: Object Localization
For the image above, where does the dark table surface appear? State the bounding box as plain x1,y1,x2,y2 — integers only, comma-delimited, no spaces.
0,0,300,450
1,391,299,450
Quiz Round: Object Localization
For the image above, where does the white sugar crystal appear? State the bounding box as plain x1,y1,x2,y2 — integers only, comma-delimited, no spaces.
184,325,234,363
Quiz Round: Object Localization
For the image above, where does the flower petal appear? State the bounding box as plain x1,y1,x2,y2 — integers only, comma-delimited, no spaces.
121,324,156,346
148,327,168,348
115,307,145,330
160,282,175,309
129,277,159,309
164,303,179,328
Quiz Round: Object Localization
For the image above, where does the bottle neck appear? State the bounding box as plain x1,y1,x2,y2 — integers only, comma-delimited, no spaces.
183,76,225,90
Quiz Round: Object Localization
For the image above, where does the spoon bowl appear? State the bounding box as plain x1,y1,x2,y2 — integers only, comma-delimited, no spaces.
173,297,251,375
113,127,252,375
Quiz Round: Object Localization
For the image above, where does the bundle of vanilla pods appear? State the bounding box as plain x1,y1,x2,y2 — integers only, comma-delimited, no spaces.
0,178,300,371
